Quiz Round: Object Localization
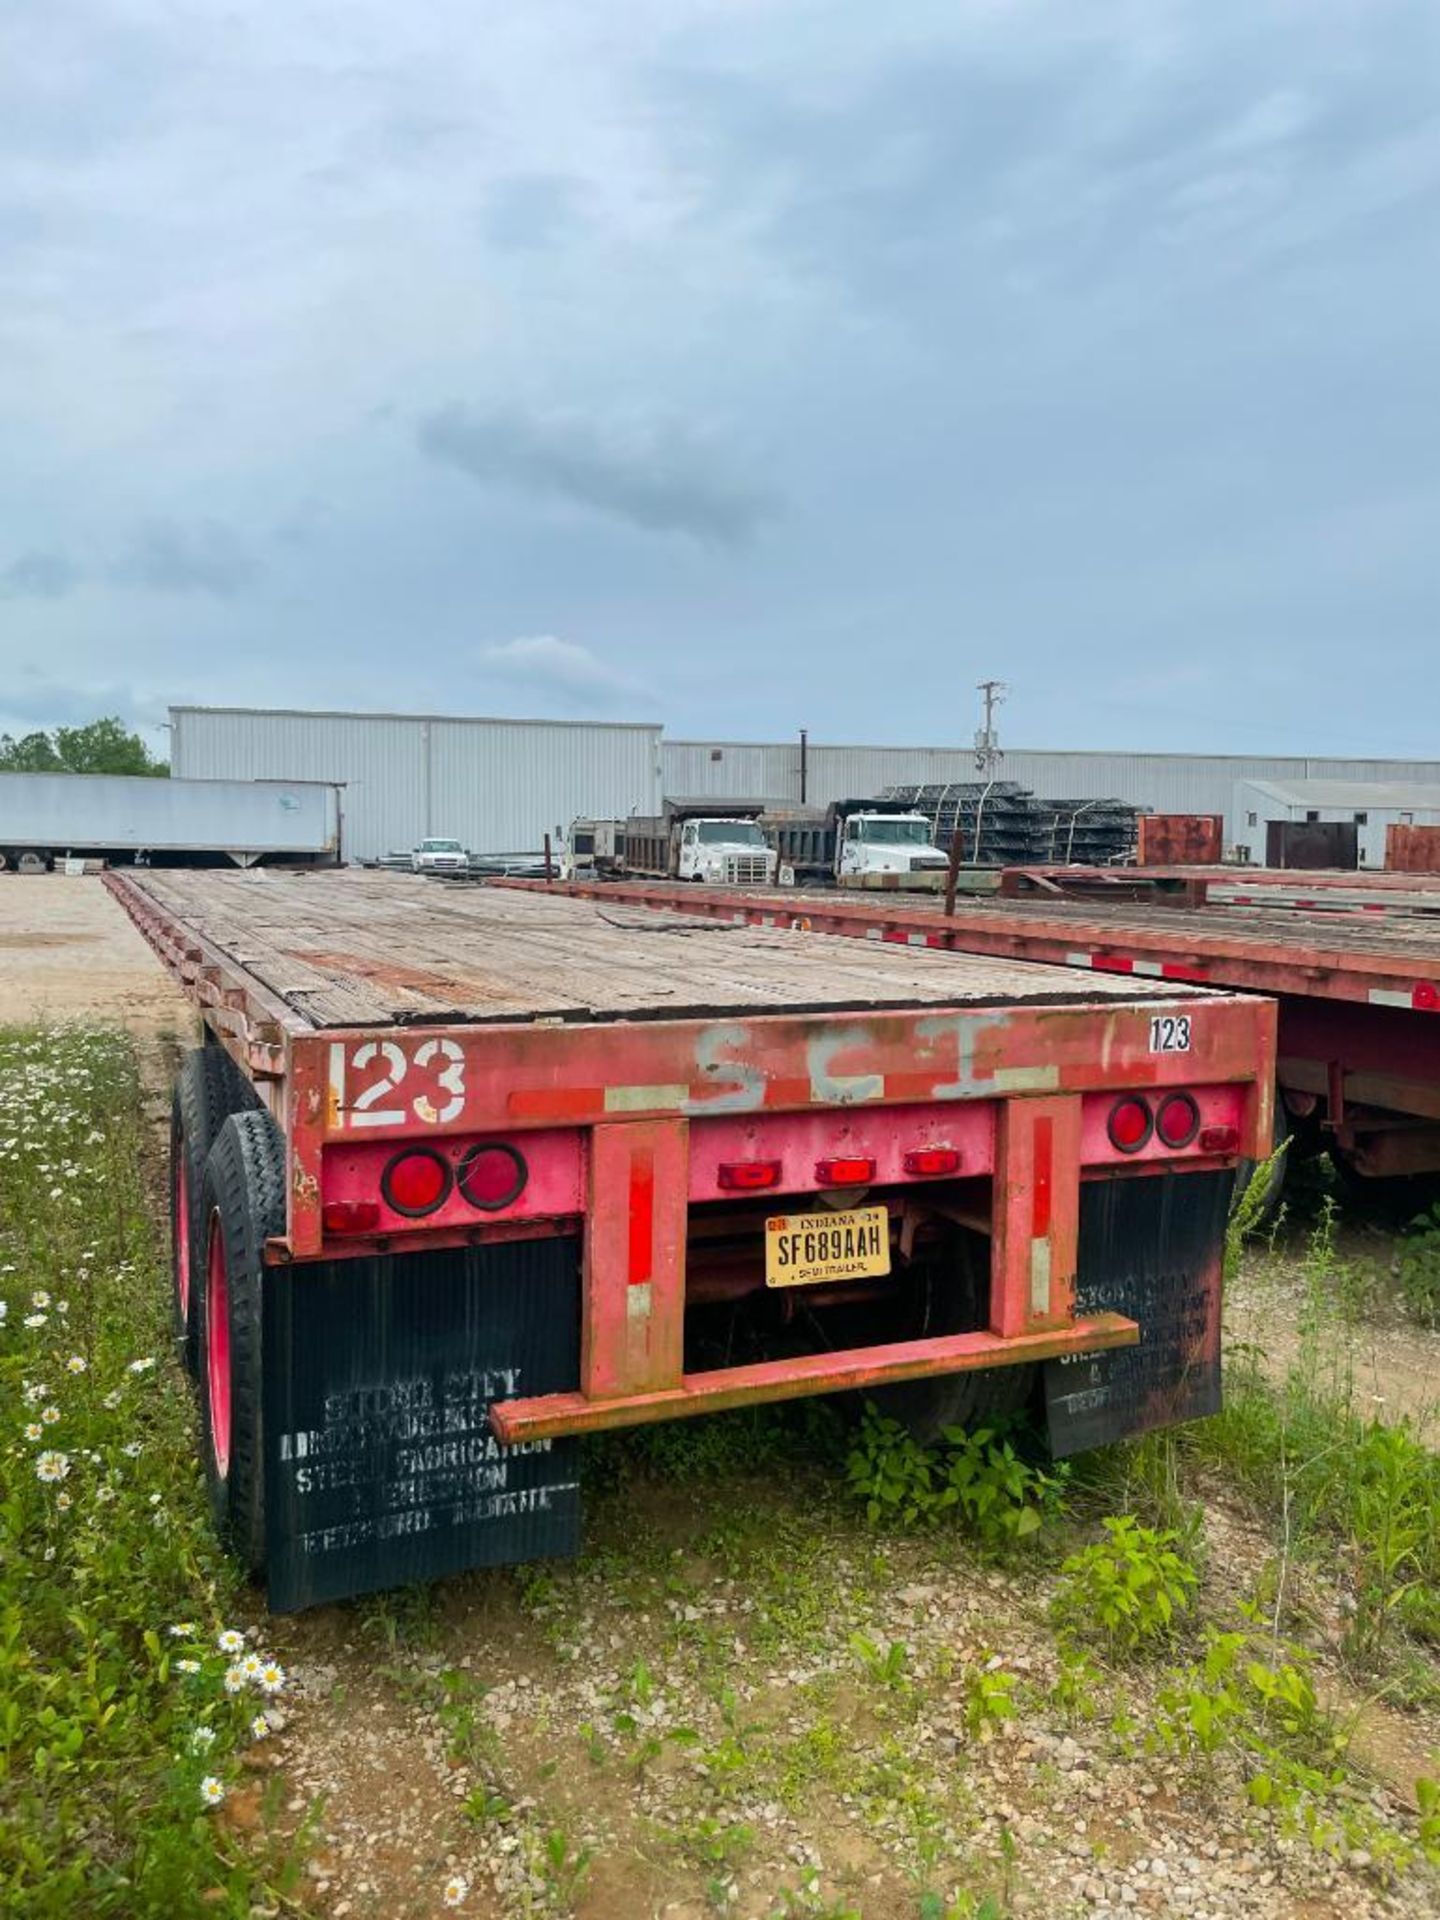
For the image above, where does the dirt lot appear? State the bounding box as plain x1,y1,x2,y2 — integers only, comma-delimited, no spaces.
6,875,1440,1920
0,872,194,1036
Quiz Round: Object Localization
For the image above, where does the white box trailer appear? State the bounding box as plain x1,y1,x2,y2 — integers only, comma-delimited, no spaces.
0,774,342,871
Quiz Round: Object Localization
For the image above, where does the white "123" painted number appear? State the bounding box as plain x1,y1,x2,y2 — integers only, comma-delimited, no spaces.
331,1038,467,1128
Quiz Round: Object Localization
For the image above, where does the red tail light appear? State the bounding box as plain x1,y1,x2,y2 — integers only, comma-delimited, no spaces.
1155,1093,1200,1149
1107,1096,1152,1154
323,1200,381,1235
458,1141,528,1211
717,1160,781,1192
381,1148,452,1216
815,1156,875,1186
1199,1124,1240,1154
903,1147,961,1176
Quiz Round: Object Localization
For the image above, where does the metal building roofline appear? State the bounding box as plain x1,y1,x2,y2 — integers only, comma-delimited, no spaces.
168,704,662,734
667,738,1429,765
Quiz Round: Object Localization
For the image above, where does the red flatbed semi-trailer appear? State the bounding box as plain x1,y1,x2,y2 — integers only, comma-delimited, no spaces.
109,869,1271,1611
515,870,1440,1190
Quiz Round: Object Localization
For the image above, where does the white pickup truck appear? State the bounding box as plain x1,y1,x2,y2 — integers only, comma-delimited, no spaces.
410,837,469,875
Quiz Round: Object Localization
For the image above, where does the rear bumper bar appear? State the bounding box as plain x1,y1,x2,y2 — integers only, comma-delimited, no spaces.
489,1311,1138,1442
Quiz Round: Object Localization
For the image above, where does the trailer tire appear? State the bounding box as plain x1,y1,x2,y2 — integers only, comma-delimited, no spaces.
170,1047,261,1376
873,1229,1037,1444
1231,1105,1291,1233
198,1111,284,1577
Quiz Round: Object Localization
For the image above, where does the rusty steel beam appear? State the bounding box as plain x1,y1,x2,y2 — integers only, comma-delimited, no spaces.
489,1311,1140,1441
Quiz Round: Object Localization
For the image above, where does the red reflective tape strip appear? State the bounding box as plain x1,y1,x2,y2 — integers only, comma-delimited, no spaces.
628,1153,654,1285
1092,955,1134,974
1160,961,1209,982
508,1087,604,1119
882,929,909,945
1031,1116,1053,1239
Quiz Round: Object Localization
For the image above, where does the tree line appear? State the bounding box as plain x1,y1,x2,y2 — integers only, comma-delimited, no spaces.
0,717,168,777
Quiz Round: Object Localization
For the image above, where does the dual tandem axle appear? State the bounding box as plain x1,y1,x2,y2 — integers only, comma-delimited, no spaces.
109,870,1273,1612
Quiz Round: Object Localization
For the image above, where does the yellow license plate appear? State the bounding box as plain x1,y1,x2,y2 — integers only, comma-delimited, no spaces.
764,1206,891,1289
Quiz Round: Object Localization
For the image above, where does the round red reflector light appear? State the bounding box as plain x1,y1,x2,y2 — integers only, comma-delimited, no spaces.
1155,1092,1201,1149
381,1148,452,1216
457,1141,528,1211
1107,1096,1152,1154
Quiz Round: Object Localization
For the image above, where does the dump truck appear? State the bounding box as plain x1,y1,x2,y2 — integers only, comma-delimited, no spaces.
109,868,1272,1612
620,800,777,885
766,801,951,891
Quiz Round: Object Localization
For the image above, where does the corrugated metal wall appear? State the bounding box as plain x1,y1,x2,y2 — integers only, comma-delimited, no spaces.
172,708,1440,861
664,740,1440,844
171,708,663,863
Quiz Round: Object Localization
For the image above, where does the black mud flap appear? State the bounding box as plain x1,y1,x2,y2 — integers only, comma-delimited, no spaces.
263,1238,582,1612
1044,1171,1228,1459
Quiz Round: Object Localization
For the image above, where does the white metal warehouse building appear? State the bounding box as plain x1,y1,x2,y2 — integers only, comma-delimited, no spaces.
170,705,1440,864
170,707,662,865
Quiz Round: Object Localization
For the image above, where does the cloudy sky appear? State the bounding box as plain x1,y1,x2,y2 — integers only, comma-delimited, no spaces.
2,1,1438,757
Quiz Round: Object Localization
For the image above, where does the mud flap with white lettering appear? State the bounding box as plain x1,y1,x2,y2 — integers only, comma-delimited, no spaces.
1044,1171,1228,1458
263,1238,582,1612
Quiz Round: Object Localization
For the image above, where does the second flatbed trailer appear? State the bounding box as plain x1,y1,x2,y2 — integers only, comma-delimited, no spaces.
108,870,1271,1611
519,872,1440,1197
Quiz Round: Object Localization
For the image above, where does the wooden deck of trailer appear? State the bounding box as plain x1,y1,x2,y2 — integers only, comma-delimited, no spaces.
115,870,1195,1030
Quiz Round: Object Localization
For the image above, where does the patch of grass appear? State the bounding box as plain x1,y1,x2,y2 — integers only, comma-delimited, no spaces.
844,1405,1067,1548
0,1026,302,1916
1396,1200,1440,1329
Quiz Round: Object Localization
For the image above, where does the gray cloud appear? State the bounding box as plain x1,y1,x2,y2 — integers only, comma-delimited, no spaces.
417,403,775,546
478,635,651,711
114,519,257,598
0,551,82,600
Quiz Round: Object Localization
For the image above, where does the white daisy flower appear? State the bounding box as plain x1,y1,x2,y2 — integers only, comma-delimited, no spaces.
222,1664,248,1695
249,1714,270,1741
240,1653,263,1679
168,1623,196,1638
22,1383,47,1406
121,1442,141,1458
23,1314,46,1330
65,1355,86,1374
199,1776,225,1807
176,1659,201,1674
217,1628,245,1654
24,1423,42,1442
190,1726,216,1750
95,1485,115,1505
443,1875,469,1908
102,1390,122,1410
148,1492,162,1506
55,1491,72,1511
35,1451,70,1483
257,1661,286,1695
127,1357,156,1374
40,1406,60,1426
31,1290,51,1309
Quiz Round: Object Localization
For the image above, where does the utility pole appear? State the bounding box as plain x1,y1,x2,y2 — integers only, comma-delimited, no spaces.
947,678,1008,915
974,678,1006,778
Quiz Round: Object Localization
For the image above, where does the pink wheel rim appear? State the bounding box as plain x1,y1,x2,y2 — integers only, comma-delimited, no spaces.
175,1153,190,1322
206,1216,231,1480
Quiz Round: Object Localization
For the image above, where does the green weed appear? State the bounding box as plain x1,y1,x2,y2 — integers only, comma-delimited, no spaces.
845,1405,1067,1547
1397,1201,1440,1328
1050,1515,1199,1653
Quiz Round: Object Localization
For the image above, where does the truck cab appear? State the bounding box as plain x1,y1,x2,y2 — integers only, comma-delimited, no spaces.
676,817,778,886
836,812,949,888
